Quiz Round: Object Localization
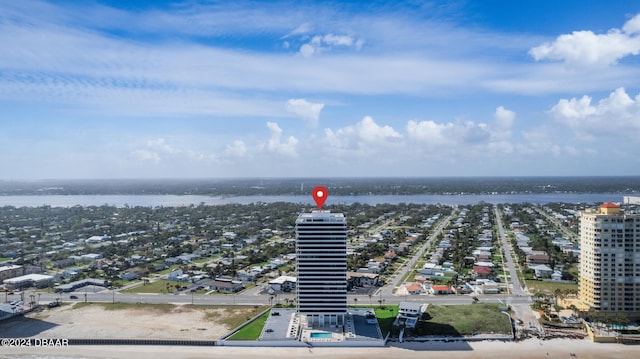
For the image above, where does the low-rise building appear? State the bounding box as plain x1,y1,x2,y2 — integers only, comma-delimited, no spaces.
430,285,452,295
347,272,379,287
404,282,426,295
473,279,500,294
268,275,297,292
0,265,23,282
209,278,244,293
4,274,54,289
526,251,550,265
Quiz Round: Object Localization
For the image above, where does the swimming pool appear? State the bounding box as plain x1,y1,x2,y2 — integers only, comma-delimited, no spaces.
309,332,333,339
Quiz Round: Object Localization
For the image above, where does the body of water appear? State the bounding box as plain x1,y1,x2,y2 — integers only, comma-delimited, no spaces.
0,193,636,208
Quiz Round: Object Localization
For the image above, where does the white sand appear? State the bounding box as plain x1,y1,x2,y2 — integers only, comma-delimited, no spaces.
1,339,638,359
1,305,637,359
0,304,234,339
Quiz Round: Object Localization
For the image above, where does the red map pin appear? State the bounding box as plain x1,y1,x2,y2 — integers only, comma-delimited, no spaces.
312,186,328,210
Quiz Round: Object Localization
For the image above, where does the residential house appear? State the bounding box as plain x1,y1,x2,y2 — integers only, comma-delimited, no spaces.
383,251,397,262
268,275,296,292
430,285,452,295
472,265,493,279
347,272,379,287
168,269,184,281
209,278,244,293
473,279,500,294
398,302,428,317
526,251,550,266
404,282,426,295
121,270,140,281
452,285,473,294
530,264,553,279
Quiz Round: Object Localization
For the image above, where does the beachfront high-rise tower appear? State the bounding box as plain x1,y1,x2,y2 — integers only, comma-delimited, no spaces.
295,210,347,327
579,202,640,320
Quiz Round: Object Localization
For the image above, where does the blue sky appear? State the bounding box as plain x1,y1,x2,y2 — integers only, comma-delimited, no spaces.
2,0,640,179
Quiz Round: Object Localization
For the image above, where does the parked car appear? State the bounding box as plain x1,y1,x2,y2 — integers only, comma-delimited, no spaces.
70,295,78,299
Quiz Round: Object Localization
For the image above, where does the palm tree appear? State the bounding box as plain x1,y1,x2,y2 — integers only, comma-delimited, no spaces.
353,297,358,307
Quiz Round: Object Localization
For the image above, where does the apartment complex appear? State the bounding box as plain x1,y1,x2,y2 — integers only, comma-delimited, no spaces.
295,211,347,326
579,202,640,319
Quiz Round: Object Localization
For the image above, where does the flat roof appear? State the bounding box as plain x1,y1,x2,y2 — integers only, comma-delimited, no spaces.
297,211,345,222
3,274,53,283
269,275,297,284
0,265,21,271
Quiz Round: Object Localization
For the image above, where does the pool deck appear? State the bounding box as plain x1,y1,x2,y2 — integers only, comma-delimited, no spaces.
227,308,386,347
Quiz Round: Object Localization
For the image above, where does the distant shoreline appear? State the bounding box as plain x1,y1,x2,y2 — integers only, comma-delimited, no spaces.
0,192,637,208
1,176,640,198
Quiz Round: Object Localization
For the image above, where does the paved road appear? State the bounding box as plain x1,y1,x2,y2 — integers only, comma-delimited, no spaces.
494,207,526,297
9,290,532,308
533,206,579,242
379,210,455,298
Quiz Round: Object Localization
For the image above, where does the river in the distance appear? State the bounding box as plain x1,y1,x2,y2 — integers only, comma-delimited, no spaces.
0,193,636,208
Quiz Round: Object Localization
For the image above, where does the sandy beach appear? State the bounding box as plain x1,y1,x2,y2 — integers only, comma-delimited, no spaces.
0,304,233,340
0,339,638,359
1,304,637,358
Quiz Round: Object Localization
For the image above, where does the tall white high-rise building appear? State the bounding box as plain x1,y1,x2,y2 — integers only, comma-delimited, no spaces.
295,210,347,327
579,202,640,320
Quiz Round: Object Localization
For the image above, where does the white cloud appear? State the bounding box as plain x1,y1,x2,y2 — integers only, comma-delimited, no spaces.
286,98,325,127
550,87,640,138
282,23,312,38
406,120,451,145
407,119,490,145
623,14,640,34
224,140,248,158
326,116,401,149
264,122,299,157
146,138,180,155
549,95,597,118
298,33,363,58
529,14,640,67
494,106,515,129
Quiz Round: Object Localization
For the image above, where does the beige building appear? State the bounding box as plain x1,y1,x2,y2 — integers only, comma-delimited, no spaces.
579,202,640,320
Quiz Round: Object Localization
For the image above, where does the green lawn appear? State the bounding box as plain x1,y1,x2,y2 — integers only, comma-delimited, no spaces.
396,270,416,287
525,280,578,296
226,310,270,340
421,303,511,336
375,305,399,337
120,279,182,294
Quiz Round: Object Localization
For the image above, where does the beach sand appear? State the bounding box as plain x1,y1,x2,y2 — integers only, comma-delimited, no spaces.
1,339,638,359
1,304,636,358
